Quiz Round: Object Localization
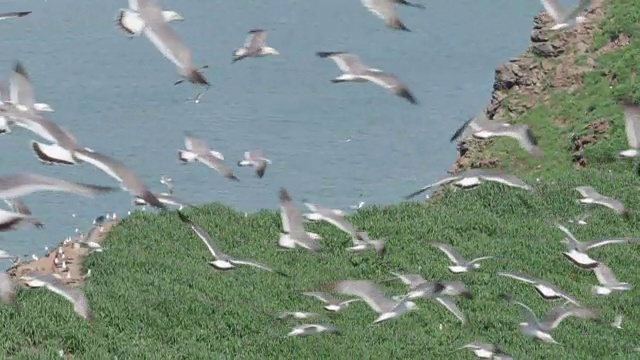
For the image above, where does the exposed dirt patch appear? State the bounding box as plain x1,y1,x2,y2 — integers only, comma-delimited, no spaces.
6,220,119,287
571,119,611,168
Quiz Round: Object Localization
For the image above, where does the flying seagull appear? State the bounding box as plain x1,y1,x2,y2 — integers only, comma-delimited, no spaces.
455,342,513,360
470,122,543,157
392,0,425,9
0,11,31,21
133,192,193,209
575,186,627,217
404,169,532,199
116,1,184,38
237,150,271,178
276,311,319,320
179,133,239,181
179,213,285,275
278,188,321,252
3,199,43,229
21,272,92,320
360,0,412,31
539,0,592,31
618,101,640,158
232,29,279,64
7,62,53,113
329,280,417,324
160,175,174,194
0,173,114,200
403,281,469,323
430,243,493,274
302,292,361,312
450,111,493,143
501,295,597,344
346,231,387,256
316,51,417,105
555,223,637,269
498,271,581,305
591,262,631,296
72,148,166,210
287,324,340,337
135,0,209,90
0,208,39,232
302,201,358,239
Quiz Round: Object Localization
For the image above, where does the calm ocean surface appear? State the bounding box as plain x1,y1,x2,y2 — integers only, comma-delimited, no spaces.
0,0,540,260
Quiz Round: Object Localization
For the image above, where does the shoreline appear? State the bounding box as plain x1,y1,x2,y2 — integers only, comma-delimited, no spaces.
5,219,120,287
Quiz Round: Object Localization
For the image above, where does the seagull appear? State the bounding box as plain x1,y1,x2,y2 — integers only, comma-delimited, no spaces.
0,173,115,200
539,0,592,31
278,188,321,252
591,262,632,295
179,213,284,275
575,186,627,217
276,311,319,320
555,223,637,269
330,280,417,324
72,148,166,210
470,122,543,157
454,342,513,360
21,272,92,320
404,169,532,199
612,314,623,329
568,213,590,226
0,272,14,305
316,51,417,105
346,231,387,256
287,324,340,337
449,111,493,143
232,29,279,64
135,0,209,90
387,271,427,289
6,62,53,113
392,0,425,9
116,1,184,38
4,199,43,228
360,0,412,31
404,281,469,323
498,271,582,305
160,175,174,194
133,192,193,209
178,133,239,181
618,101,640,158
430,243,493,274
302,292,361,312
502,295,597,344
0,11,31,21
237,150,271,178
302,201,358,239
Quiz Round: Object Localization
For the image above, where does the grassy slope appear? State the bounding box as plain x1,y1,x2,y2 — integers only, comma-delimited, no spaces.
3,2,640,359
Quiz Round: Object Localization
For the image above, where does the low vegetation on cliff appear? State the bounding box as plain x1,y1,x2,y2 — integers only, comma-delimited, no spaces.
2,1,640,359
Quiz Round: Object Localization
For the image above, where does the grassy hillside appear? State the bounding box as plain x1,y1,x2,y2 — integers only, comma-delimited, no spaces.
3,1,640,359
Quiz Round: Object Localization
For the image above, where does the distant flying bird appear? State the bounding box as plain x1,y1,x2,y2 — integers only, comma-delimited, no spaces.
21,273,92,320
455,342,513,360
346,231,387,256
302,291,361,312
470,122,543,157
179,133,239,181
575,186,627,217
497,271,581,305
430,243,493,274
6,62,53,113
278,188,321,251
0,11,31,21
135,0,209,90
404,169,532,199
539,0,592,31
449,111,493,143
618,102,640,158
302,201,358,239
237,150,271,178
360,0,412,31
232,29,280,64
330,280,417,324
591,262,632,296
316,51,418,105
287,324,340,337
116,2,184,38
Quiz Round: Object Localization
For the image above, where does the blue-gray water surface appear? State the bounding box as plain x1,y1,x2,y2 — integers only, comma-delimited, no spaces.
0,0,541,262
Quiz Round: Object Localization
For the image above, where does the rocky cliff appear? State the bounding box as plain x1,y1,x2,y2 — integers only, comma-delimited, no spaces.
450,0,629,173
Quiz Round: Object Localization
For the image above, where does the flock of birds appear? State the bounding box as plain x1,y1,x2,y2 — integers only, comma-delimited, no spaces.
0,0,633,357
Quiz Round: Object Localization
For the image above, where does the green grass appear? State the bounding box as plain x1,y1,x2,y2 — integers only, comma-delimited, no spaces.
3,2,640,359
